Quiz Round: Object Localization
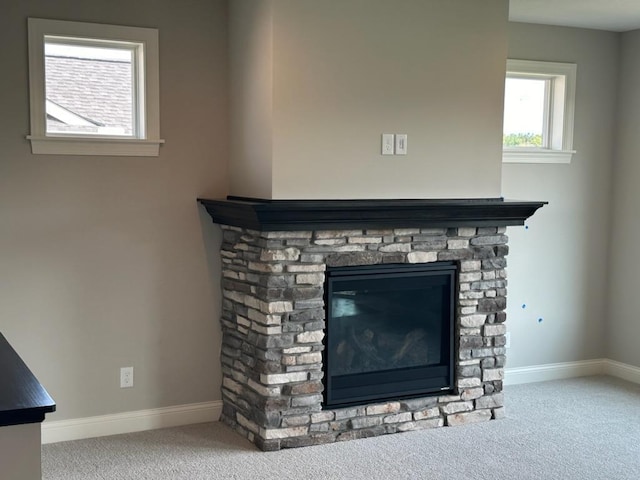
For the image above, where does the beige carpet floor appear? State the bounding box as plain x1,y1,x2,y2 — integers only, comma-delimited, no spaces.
42,376,640,479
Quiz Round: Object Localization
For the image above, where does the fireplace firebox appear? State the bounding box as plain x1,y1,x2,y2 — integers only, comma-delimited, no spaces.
324,262,456,407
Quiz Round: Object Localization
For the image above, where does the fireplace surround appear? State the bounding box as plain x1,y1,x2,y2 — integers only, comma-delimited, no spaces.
200,197,544,451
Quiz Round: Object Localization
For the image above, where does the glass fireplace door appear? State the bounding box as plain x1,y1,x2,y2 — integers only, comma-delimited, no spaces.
324,262,456,408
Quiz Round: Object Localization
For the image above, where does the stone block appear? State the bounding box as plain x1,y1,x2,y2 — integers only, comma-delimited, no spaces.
260,248,301,262
261,426,309,439
348,236,383,244
350,416,382,429
413,407,440,420
237,413,260,434
248,309,281,325
283,381,323,396
325,251,383,267
407,251,437,263
296,352,323,365
457,378,482,389
263,231,313,239
251,323,282,335
300,253,325,263
296,273,325,285
400,397,437,410
366,402,401,415
248,262,284,273
379,243,412,253
282,346,312,354
260,371,308,385
286,264,326,273
484,324,506,336
459,336,484,349
337,427,385,442
481,357,496,368
296,331,324,343
315,230,363,239
413,236,447,249
311,411,335,423
448,239,470,249
470,235,508,246
460,314,486,328
446,409,492,426
383,412,412,424
482,270,496,280
482,368,504,382
460,260,482,272
476,393,504,409
460,387,484,400
314,239,346,246
440,401,473,415
438,249,473,261
458,364,481,377
397,418,444,431
291,395,323,408
288,308,324,323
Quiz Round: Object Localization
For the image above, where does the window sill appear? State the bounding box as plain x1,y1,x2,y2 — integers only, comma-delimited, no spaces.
502,148,575,164
27,136,164,157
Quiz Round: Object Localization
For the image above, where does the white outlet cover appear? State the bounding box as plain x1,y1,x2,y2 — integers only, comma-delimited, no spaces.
382,134,395,155
120,366,134,388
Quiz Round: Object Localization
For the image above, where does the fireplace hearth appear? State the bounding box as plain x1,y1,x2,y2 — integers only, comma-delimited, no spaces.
199,197,545,450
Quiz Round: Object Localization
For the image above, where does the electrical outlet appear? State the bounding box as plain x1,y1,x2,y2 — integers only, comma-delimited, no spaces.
120,366,134,388
505,332,511,349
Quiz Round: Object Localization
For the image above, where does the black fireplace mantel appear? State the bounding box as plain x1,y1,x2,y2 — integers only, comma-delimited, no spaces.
198,196,546,231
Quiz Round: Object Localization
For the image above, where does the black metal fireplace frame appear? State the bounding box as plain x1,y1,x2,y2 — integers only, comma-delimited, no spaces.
322,262,457,409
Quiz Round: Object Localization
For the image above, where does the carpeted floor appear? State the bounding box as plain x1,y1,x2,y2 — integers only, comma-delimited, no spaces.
42,376,640,480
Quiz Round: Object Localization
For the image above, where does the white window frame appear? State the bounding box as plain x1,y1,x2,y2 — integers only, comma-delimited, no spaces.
27,18,164,156
503,59,577,164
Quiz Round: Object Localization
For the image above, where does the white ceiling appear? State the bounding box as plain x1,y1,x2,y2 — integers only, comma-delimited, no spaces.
509,0,640,32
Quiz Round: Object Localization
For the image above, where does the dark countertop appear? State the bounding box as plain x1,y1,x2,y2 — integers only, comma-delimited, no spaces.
0,332,56,427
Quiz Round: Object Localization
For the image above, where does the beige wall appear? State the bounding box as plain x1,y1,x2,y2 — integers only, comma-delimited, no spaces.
229,0,273,199
0,0,228,420
502,23,618,367
230,0,509,200
607,29,640,368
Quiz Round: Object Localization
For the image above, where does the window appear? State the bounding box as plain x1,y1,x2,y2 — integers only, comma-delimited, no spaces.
27,18,163,156
503,59,576,164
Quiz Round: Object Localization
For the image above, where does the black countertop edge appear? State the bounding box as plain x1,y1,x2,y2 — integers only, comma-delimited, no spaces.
0,333,56,427
198,196,547,231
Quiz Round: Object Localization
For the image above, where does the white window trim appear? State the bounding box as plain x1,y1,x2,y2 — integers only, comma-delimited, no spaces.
503,59,577,164
27,18,164,156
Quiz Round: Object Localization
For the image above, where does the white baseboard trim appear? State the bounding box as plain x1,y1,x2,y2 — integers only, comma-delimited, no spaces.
504,359,606,385
42,400,223,445
41,359,640,445
603,359,640,384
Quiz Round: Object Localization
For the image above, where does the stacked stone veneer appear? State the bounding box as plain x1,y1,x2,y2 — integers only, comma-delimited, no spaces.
219,225,509,451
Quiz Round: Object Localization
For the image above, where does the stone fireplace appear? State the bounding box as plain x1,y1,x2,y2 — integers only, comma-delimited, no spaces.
200,197,544,450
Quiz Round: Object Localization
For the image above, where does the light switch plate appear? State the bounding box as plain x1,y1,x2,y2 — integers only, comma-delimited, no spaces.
395,134,407,155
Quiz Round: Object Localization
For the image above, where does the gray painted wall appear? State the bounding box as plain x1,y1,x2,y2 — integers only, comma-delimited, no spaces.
502,23,618,368
0,0,228,421
230,0,509,200
607,29,640,368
